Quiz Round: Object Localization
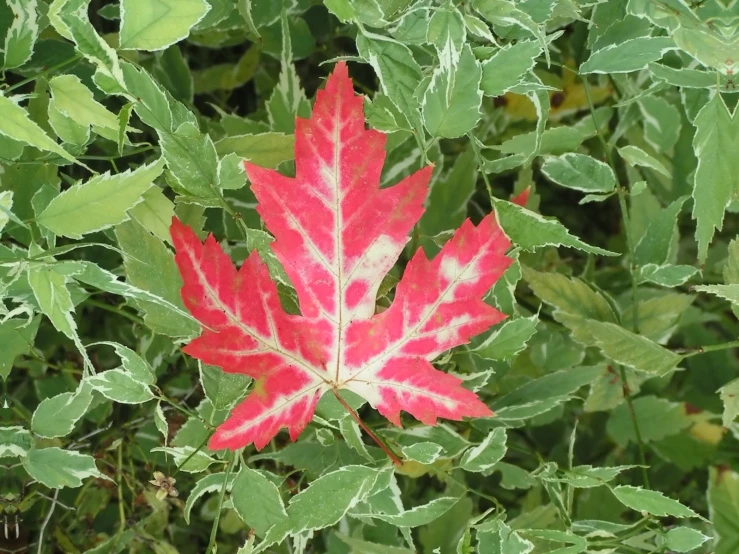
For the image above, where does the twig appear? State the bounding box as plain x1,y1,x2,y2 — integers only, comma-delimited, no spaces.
680,339,739,358
206,452,235,554
37,489,59,554
332,389,402,466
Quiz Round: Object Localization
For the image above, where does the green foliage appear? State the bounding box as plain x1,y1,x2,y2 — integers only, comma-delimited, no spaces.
2,0,739,553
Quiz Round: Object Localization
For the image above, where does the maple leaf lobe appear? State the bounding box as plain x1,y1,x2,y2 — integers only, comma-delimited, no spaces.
171,62,513,452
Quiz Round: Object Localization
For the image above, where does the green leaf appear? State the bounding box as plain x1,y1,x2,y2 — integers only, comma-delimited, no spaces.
583,320,681,375
492,198,618,256
355,496,460,527
580,37,676,74
214,132,294,168
460,428,507,473
0,426,33,459
154,401,168,444
638,96,681,153
151,446,217,473
557,465,635,488
0,316,40,381
636,264,698,287
199,362,250,412
691,94,739,262
37,158,165,239
401,442,444,464
540,153,616,193
708,467,739,554
471,316,538,361
119,0,211,51
129,186,176,243
28,265,91,371
612,485,699,519
477,520,534,554
100,342,157,386
719,378,739,428
473,0,547,60
694,284,739,306
260,466,388,548
607,395,691,446
357,35,424,137
267,12,310,134
481,40,542,97
0,94,77,163
22,447,108,488
0,191,12,234
664,527,711,553
634,197,687,266
427,5,465,65
85,368,155,404
115,218,199,338
184,472,237,524
31,381,94,438
422,45,482,138
48,74,124,133
160,122,219,199
2,0,39,70
523,268,618,323
232,467,288,537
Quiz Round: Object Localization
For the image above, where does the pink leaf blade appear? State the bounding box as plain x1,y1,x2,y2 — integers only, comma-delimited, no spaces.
209,367,326,451
346,358,493,427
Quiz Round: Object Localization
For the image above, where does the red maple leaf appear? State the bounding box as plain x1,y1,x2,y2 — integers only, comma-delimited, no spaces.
171,62,513,453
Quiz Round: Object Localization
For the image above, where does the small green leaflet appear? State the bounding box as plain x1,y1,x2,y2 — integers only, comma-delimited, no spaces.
617,144,671,177
184,472,238,524
119,0,211,51
151,446,217,473
0,317,41,381
231,468,288,537
612,485,699,519
636,264,698,287
426,5,465,68
49,74,125,135
0,426,33,459
708,467,739,554
28,265,92,372
2,0,39,70
607,395,691,446
353,496,460,527
481,41,542,97
257,466,390,550
540,153,616,193
634,196,687,266
199,362,250,412
86,368,155,404
492,198,618,256
129,186,176,243
214,132,295,168
31,381,94,438
0,94,78,164
477,520,534,554
580,320,681,376
664,527,711,553
691,94,739,262
719,378,739,428
472,0,548,63
37,158,165,239
422,45,482,138
580,37,676,74
22,448,109,489
0,191,12,234
471,316,538,361
460,428,507,473
401,442,444,464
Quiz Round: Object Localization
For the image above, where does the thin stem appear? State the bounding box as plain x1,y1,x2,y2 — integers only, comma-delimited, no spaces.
37,489,59,554
118,440,126,530
620,365,650,488
6,54,82,93
206,452,235,554
581,74,649,486
157,394,209,427
85,298,145,325
172,432,214,478
680,339,739,358
332,389,402,466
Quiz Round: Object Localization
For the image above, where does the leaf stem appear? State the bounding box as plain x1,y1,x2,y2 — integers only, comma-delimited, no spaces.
620,365,650,488
206,452,235,554
331,389,402,466
581,74,649,486
5,54,82,93
118,439,126,530
680,339,739,358
84,298,145,325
